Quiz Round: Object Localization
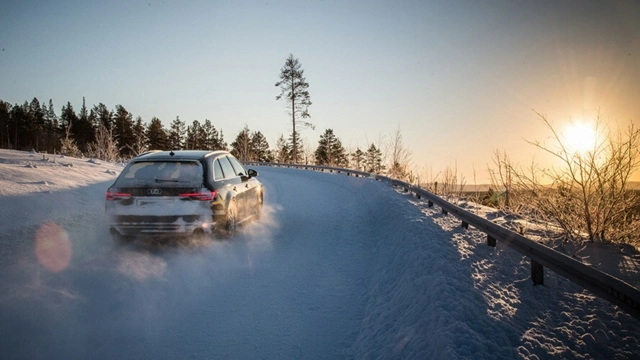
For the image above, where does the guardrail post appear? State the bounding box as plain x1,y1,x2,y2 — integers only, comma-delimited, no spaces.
487,235,496,247
416,194,421,199
461,221,469,229
531,260,544,286
428,200,433,207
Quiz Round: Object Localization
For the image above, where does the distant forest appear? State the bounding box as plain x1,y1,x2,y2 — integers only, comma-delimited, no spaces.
0,97,393,174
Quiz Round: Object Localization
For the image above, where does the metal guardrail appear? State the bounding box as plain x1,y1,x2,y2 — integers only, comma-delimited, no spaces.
245,162,640,320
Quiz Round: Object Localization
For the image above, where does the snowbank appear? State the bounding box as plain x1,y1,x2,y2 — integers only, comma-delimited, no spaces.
0,151,638,359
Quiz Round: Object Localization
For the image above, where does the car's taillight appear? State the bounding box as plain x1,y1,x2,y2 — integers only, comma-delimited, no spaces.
106,191,131,201
179,190,217,201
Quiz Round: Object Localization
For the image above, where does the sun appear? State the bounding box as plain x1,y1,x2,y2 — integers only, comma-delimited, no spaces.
562,121,597,155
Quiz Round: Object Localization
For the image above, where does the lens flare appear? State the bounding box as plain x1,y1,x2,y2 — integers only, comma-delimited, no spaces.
35,222,72,272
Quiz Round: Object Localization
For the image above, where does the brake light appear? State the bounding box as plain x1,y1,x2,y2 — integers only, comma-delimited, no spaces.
179,190,217,201
106,191,131,201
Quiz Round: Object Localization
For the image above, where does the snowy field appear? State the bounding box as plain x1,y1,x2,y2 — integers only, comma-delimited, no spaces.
0,149,639,359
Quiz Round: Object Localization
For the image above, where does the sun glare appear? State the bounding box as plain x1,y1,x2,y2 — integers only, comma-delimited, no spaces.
563,121,597,155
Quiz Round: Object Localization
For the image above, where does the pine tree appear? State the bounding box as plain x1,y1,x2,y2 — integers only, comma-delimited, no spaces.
92,103,112,131
45,99,60,153
351,148,365,171
211,127,227,151
75,97,95,152
146,117,167,150
131,116,147,155
112,105,136,158
314,128,347,167
202,119,226,150
9,103,27,149
275,54,313,163
231,126,252,161
251,131,272,162
185,120,207,149
287,131,304,164
0,101,11,149
168,116,186,150
29,98,45,151
365,144,384,173
274,134,289,163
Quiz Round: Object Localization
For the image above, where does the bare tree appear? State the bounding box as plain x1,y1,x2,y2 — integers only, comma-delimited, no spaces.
60,121,81,157
388,124,412,180
438,161,466,203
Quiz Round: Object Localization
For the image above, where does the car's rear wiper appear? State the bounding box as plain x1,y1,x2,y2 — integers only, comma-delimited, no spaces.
155,179,179,183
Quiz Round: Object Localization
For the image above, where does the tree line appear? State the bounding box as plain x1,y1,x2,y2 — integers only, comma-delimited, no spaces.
0,96,397,174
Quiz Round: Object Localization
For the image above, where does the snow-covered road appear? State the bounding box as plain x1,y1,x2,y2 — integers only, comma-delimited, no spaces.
1,161,639,359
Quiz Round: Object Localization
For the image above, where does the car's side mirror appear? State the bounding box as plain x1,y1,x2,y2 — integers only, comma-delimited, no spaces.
247,169,258,177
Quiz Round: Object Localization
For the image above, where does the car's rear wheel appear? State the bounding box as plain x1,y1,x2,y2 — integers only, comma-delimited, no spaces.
221,200,237,239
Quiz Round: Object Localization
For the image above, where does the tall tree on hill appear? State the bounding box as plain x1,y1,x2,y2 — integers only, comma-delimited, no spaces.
168,116,186,150
146,117,167,150
275,54,313,163
314,128,347,167
287,131,304,163
112,105,136,158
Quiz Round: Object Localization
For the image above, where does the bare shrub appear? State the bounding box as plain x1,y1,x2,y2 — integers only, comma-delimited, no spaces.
487,149,514,210
86,124,120,162
511,112,640,247
60,122,81,158
437,161,466,203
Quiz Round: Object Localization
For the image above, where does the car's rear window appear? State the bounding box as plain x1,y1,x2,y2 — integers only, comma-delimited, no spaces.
115,161,203,186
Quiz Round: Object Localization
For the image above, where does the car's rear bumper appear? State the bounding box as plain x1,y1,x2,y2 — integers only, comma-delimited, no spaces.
109,214,216,236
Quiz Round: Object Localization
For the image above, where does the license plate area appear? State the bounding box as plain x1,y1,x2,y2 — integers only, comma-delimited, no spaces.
136,198,176,206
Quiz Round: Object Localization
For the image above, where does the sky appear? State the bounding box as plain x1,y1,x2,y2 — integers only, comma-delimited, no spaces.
1,0,640,182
